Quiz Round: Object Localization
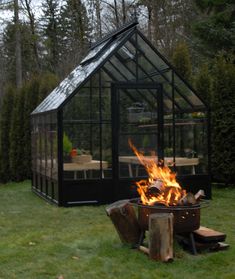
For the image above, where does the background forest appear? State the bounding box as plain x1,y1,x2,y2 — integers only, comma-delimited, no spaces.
0,0,234,185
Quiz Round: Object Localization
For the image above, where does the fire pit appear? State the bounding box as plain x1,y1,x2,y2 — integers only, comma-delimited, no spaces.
130,198,201,234
127,140,208,251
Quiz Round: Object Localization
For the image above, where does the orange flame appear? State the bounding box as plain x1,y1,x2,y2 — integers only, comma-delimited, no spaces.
129,140,186,206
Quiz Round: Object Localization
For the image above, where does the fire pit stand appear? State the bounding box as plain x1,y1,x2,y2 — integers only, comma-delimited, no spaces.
129,198,208,255
106,199,228,261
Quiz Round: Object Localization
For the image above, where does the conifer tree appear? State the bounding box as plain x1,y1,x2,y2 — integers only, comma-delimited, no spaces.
3,22,38,84
172,42,192,82
0,86,15,183
38,72,59,103
193,0,235,56
211,56,235,184
194,63,212,105
22,77,41,179
9,87,26,181
41,0,61,73
23,73,58,179
60,0,90,72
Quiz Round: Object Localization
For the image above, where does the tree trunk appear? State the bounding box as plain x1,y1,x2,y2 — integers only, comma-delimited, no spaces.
95,0,102,37
113,0,119,27
14,0,22,88
106,200,141,246
149,213,174,262
121,0,126,24
147,5,152,41
23,0,40,71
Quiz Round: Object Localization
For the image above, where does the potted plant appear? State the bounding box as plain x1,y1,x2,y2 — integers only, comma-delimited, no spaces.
72,148,92,164
63,133,72,162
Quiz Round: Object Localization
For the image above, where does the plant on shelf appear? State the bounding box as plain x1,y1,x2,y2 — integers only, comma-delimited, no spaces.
164,147,173,157
72,148,92,163
63,133,72,162
76,148,90,155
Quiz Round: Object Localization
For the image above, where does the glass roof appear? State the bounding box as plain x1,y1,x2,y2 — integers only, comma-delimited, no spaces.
80,40,110,65
32,21,206,115
32,26,135,114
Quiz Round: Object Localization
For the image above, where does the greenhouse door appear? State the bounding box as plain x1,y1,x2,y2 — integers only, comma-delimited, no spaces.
111,83,164,199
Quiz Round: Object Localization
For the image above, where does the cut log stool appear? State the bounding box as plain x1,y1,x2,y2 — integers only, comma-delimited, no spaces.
106,200,141,246
149,213,174,262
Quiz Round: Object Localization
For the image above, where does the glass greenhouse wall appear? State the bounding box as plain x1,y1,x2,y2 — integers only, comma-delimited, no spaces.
31,21,211,206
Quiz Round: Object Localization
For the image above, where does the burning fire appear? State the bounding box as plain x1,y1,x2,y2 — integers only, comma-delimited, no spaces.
129,140,186,206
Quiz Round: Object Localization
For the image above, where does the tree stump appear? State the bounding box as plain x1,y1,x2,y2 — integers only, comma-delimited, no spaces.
149,213,174,262
106,200,141,246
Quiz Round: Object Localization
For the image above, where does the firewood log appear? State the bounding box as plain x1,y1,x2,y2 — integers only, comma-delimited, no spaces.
178,192,197,206
148,180,164,194
149,213,174,262
106,200,141,246
194,190,205,201
139,245,150,255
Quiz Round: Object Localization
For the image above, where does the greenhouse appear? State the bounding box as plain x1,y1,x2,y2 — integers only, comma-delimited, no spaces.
31,21,211,206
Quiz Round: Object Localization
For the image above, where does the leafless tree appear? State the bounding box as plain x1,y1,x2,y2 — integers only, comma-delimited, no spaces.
20,0,40,71
140,0,195,59
101,0,136,31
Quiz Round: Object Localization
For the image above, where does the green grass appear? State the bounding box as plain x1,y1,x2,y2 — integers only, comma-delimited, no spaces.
0,181,234,279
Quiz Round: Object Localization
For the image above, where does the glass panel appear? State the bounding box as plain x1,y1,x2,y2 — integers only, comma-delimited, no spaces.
100,69,113,85
103,61,126,81
174,90,192,111
119,44,135,60
117,40,137,77
164,113,174,160
31,117,37,173
89,70,112,87
45,114,51,178
63,122,101,180
51,113,58,180
174,112,208,175
194,114,208,174
102,123,112,179
62,81,113,180
118,88,159,178
63,87,99,121
101,87,111,121
33,36,124,114
137,34,169,71
138,55,157,79
120,89,158,131
109,55,135,81
174,74,205,108
40,115,46,175
81,40,110,64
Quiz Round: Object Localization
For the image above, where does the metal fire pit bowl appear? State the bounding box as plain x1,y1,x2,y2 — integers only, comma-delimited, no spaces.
130,198,209,234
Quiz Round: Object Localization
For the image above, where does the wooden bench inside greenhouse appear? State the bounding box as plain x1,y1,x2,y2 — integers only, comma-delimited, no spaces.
63,161,109,179
119,156,199,177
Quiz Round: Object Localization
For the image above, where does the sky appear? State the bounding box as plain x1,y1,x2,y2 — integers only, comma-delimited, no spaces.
0,0,53,31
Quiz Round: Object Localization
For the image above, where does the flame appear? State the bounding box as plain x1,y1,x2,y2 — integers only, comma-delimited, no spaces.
129,140,186,206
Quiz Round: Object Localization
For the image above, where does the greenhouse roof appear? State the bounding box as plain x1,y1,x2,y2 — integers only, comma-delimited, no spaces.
32,20,206,115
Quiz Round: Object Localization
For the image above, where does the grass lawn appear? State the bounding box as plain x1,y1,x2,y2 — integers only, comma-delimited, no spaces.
0,181,234,279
